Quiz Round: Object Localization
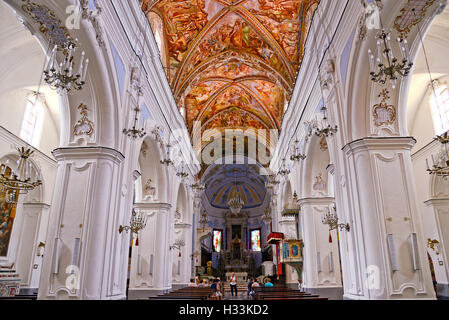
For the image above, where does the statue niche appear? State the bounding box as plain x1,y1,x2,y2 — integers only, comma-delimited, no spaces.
231,234,242,260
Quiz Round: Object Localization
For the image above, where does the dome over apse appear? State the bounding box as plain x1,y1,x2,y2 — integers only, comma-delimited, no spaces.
203,164,267,210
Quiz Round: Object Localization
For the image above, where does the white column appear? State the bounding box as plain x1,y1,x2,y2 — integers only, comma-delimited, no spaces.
16,203,50,291
299,197,342,290
128,203,172,296
38,147,126,300
343,137,436,300
424,198,449,292
172,223,192,287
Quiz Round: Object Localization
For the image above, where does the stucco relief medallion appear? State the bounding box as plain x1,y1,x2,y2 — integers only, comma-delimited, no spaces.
313,173,327,191
73,104,94,137
373,89,396,127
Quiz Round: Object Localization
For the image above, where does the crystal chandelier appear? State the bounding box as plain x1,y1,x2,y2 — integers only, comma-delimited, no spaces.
368,2,412,88
176,161,189,179
123,107,146,139
426,133,449,180
321,206,350,232
290,140,306,162
0,147,42,201
228,190,245,215
278,158,291,177
44,41,89,95
307,107,338,138
119,209,147,234
160,144,174,166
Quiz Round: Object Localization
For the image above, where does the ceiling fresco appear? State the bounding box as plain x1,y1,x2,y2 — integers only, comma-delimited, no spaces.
142,0,320,136
202,164,267,209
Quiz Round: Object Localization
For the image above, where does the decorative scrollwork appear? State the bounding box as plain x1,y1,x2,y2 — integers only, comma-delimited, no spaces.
73,104,94,137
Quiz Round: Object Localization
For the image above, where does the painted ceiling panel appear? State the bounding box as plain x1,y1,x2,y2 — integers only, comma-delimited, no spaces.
142,0,319,136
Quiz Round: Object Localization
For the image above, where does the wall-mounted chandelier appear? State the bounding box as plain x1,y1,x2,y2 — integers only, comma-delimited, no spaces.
0,147,42,204
160,144,174,166
278,158,291,177
321,206,350,232
307,107,338,138
44,41,89,95
123,107,146,139
119,209,147,234
290,140,306,162
170,239,186,251
368,1,412,88
426,133,449,180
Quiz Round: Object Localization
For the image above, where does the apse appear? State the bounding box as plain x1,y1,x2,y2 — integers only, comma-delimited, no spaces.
202,163,268,216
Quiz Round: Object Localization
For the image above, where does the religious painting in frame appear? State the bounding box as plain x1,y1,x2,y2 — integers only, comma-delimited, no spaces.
0,185,17,257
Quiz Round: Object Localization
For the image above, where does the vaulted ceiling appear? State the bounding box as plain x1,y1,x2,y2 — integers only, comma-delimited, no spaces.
142,0,319,138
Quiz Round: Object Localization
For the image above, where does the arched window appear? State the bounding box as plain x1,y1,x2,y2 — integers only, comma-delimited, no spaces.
430,83,449,136
19,94,44,147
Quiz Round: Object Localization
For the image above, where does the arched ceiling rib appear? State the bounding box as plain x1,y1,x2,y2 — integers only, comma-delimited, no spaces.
142,0,320,139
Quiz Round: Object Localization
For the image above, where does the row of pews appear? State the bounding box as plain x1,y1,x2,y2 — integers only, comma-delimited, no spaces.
253,287,328,301
146,287,215,301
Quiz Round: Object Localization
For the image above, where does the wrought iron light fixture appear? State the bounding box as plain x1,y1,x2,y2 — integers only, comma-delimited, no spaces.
426,133,449,180
322,206,350,232
119,209,147,234
160,144,174,166
170,239,185,251
191,181,206,192
44,41,89,95
123,106,146,139
199,210,209,231
176,161,189,179
307,107,338,138
0,147,42,201
290,140,306,162
368,2,412,88
278,158,291,177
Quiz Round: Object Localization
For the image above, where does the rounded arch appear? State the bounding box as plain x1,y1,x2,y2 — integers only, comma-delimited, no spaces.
136,134,170,203
301,134,332,198
2,0,123,149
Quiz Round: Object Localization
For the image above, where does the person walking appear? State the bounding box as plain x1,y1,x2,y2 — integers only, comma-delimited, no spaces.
211,279,223,300
230,273,238,297
247,278,254,298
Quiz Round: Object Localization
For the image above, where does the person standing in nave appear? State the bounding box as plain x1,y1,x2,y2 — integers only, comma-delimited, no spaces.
230,273,238,297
